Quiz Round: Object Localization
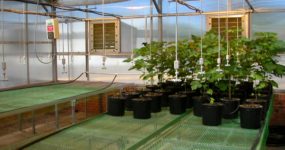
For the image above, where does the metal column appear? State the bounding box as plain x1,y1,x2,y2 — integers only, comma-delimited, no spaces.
25,3,30,84
55,104,59,129
85,5,90,81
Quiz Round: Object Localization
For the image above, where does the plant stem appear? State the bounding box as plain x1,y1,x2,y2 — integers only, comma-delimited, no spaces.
228,78,232,100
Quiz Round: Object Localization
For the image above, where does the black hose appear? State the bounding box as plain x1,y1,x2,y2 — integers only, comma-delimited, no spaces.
0,72,117,92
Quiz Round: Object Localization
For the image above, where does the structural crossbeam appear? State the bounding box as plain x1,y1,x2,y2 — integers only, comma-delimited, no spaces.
174,0,203,13
6,0,122,18
152,0,162,14
245,0,255,12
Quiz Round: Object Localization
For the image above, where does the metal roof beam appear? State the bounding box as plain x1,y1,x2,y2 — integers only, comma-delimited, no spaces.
152,0,162,14
6,0,122,18
170,0,202,13
245,0,255,12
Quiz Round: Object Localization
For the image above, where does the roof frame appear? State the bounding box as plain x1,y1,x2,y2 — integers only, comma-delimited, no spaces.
245,0,255,13
7,0,122,18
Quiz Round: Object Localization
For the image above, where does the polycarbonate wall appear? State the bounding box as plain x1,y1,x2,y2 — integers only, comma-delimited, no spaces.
1,0,285,88
0,2,53,88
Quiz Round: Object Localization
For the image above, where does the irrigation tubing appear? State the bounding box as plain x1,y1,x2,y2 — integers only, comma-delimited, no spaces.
0,72,117,92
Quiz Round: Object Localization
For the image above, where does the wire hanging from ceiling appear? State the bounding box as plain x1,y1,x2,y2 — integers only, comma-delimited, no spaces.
173,0,180,81
216,0,223,73
61,21,67,74
102,0,107,70
236,15,241,67
225,0,230,67
198,0,205,75
20,4,27,65
1,0,7,81
34,0,55,64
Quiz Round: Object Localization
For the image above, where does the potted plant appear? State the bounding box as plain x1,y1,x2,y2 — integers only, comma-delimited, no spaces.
168,93,187,115
132,97,152,119
107,94,127,116
241,32,285,123
202,97,224,126
144,92,162,113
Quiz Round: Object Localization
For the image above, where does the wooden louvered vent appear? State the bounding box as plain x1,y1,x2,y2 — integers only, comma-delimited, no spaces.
89,19,120,54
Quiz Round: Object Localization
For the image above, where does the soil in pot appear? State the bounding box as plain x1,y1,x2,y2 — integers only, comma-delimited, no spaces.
220,98,240,119
123,92,141,111
155,89,172,107
245,98,268,120
193,95,210,117
179,91,194,108
202,103,224,126
145,92,162,113
132,97,151,119
169,94,187,115
240,104,263,129
107,95,126,116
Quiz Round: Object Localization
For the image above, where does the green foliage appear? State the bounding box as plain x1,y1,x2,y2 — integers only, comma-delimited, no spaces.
125,30,285,93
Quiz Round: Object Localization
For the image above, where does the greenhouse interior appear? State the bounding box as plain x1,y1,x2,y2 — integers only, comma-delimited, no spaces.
1,0,285,149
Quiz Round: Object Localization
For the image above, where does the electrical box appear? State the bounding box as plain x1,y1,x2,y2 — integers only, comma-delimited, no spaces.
46,18,59,39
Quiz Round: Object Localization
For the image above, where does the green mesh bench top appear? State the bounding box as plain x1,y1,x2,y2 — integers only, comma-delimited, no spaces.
0,82,121,115
24,108,264,150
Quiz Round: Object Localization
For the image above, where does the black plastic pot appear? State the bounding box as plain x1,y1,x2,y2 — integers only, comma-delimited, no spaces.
155,89,172,107
132,97,151,119
123,92,140,111
202,103,224,126
145,92,162,113
165,80,183,93
107,95,126,116
179,91,194,108
220,98,240,119
169,94,187,115
245,98,268,120
193,95,209,117
146,85,159,92
240,104,263,129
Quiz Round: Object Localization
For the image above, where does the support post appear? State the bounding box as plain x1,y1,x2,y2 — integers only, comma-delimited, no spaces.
55,104,59,129
98,94,103,113
85,6,90,81
18,113,23,131
71,99,76,124
32,110,36,135
85,97,87,118
25,3,30,84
